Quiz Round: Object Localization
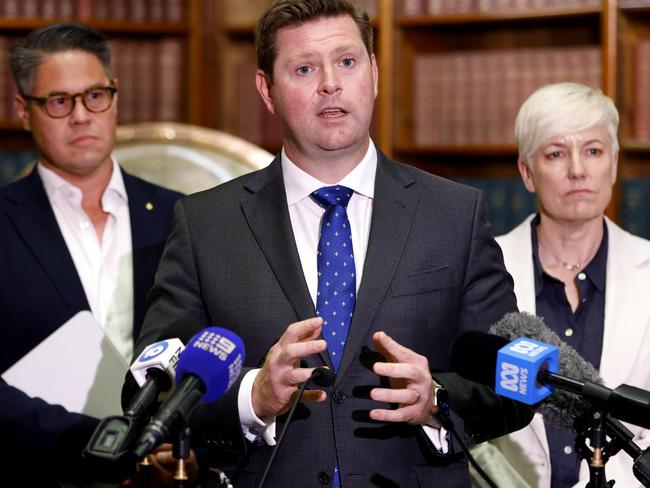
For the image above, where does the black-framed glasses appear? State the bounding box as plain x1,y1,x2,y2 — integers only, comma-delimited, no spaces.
21,85,118,118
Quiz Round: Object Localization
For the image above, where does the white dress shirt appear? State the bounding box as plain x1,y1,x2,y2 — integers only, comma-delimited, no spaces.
38,159,134,363
238,140,448,452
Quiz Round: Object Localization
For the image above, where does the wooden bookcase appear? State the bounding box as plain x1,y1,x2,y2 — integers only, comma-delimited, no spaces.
4,0,650,234
0,0,214,147
380,0,650,234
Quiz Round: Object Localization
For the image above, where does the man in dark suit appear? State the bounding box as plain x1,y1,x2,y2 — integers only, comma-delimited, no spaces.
134,1,533,486
0,24,183,486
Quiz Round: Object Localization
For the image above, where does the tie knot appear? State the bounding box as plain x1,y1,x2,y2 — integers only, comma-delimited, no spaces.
311,185,354,209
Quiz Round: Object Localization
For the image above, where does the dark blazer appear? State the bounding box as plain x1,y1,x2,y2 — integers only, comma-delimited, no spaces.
135,152,533,487
0,167,182,487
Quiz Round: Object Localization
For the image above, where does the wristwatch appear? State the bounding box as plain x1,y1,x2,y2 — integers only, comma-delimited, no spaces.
432,378,448,408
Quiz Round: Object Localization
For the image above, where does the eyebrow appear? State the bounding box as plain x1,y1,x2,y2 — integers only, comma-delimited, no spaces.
45,82,110,97
545,138,606,148
286,44,365,64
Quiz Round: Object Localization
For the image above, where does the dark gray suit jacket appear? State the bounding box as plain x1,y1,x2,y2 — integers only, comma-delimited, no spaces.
135,151,532,487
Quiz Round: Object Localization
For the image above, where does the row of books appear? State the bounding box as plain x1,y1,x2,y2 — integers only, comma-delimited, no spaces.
452,177,650,241
0,36,184,124
413,46,601,146
0,0,185,22
224,0,377,27
622,179,650,240
402,0,601,16
633,42,650,140
454,177,537,236
228,43,283,150
110,38,184,123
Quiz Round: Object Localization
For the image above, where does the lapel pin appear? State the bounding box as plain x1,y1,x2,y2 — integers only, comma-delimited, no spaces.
145,202,154,211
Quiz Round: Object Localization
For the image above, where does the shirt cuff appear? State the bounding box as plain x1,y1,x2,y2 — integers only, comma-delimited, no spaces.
238,368,276,445
422,424,450,454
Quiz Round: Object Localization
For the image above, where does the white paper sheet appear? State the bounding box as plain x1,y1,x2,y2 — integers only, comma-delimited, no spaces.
2,311,128,418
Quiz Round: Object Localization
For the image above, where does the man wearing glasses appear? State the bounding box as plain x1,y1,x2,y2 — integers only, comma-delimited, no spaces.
0,23,184,486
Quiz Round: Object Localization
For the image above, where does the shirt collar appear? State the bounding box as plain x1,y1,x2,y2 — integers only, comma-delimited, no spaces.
38,157,128,209
530,214,608,293
282,139,377,206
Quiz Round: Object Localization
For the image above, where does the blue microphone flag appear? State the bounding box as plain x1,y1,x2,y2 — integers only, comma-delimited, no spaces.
495,337,559,405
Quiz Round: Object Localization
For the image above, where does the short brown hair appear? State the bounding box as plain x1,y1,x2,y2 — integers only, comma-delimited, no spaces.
255,0,373,82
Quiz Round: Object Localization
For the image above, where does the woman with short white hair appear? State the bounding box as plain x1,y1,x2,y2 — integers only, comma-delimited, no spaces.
474,82,650,488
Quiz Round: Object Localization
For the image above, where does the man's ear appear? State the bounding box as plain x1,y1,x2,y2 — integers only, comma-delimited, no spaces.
256,69,276,115
14,94,32,132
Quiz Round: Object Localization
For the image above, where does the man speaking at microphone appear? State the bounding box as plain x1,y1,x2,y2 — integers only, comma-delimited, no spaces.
134,1,533,486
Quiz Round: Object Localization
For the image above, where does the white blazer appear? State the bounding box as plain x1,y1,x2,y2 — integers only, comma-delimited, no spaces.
490,214,650,487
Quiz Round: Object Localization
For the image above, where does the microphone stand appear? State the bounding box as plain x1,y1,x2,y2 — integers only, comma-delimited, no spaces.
575,408,650,487
575,409,615,488
173,423,192,488
138,456,153,488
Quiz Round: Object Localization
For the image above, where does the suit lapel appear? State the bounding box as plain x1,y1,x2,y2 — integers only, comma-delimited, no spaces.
336,154,419,380
123,170,160,340
240,158,321,359
3,170,88,313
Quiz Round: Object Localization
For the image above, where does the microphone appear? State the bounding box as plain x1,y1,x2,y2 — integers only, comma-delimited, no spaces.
121,320,204,411
496,336,650,430
84,321,198,481
133,326,245,459
451,312,599,430
257,366,335,488
451,312,650,430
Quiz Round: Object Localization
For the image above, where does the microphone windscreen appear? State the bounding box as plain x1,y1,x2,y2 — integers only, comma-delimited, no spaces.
489,312,603,430
175,326,245,403
450,330,508,387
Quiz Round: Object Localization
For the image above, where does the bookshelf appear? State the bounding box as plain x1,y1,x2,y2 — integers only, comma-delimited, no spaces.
0,0,212,145
384,0,650,236
4,0,650,235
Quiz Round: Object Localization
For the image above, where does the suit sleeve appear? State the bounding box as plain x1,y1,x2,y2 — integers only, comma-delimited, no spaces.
0,378,99,485
441,191,533,444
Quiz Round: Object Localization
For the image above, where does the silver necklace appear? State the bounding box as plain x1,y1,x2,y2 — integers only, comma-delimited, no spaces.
538,238,582,271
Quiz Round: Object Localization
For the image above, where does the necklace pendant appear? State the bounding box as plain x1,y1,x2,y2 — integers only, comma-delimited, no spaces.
562,262,581,271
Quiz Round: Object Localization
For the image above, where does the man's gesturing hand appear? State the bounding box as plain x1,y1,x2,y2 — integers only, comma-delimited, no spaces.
370,331,438,427
252,317,328,419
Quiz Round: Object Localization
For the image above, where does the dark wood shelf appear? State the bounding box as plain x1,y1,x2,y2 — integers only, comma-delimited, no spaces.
0,121,23,130
0,18,189,35
224,23,256,38
397,5,600,27
621,139,650,152
394,144,518,158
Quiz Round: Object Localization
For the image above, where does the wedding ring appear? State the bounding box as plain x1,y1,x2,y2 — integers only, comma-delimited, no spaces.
411,389,420,404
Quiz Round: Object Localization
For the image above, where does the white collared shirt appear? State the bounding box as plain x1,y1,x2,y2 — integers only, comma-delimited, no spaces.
238,140,448,452
282,143,376,302
38,159,134,363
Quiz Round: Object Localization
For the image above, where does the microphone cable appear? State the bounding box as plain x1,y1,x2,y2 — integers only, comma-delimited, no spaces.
257,367,334,488
431,405,498,488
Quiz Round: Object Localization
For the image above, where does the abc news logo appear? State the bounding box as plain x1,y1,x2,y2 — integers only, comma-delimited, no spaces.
499,340,549,394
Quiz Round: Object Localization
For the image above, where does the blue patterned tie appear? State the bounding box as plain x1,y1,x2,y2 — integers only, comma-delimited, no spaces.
311,185,356,488
311,185,356,372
